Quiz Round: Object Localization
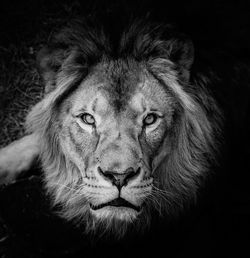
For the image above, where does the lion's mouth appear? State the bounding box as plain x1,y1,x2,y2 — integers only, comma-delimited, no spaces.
90,197,141,212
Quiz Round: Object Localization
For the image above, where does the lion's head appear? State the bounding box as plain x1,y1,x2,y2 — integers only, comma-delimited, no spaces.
26,19,221,236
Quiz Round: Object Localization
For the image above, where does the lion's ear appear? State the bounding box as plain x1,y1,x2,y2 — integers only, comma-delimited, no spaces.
165,36,194,81
36,46,70,94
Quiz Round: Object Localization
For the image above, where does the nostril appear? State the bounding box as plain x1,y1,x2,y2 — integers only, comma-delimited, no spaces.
124,167,141,185
97,166,141,188
105,171,117,181
97,167,116,182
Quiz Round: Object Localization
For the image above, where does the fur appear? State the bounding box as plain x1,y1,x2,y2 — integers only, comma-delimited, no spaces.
26,18,222,237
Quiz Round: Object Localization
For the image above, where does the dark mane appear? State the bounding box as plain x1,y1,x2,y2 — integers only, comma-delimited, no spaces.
40,18,186,69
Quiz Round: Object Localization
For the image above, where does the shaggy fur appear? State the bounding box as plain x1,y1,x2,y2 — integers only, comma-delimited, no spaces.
25,18,222,237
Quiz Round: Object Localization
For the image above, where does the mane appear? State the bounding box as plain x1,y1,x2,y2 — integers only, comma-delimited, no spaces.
25,18,222,234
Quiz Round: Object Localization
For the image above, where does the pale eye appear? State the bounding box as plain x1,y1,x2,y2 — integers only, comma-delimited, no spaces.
143,113,158,126
80,113,95,125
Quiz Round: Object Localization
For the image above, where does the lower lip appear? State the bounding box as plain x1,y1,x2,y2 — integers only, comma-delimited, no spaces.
90,203,141,212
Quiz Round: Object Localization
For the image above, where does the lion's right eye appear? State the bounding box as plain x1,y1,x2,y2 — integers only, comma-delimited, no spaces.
143,113,159,126
80,113,96,125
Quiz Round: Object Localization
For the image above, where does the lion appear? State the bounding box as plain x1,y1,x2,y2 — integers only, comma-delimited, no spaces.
0,19,222,237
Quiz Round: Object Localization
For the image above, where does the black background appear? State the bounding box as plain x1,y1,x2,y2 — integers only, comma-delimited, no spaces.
1,0,250,54
0,0,250,257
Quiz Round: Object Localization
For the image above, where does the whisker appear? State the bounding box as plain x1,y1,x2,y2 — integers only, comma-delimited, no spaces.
152,185,172,194
151,189,171,203
50,182,77,192
146,193,163,215
69,191,95,202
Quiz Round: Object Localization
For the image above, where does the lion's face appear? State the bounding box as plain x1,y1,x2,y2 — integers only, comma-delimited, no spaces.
58,63,175,223
26,20,220,236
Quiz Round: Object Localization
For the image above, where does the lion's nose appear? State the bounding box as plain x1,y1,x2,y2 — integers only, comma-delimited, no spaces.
98,167,140,190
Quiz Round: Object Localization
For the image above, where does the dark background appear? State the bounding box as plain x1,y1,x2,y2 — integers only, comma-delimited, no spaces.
1,0,250,52
0,0,250,257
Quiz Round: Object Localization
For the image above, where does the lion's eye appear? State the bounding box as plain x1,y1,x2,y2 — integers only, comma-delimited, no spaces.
80,113,95,125
143,113,158,126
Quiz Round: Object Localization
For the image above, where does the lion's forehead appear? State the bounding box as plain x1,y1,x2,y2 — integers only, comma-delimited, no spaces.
69,68,173,117
129,80,173,113
71,84,110,115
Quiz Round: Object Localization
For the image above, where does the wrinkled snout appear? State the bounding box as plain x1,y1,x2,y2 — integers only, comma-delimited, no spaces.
100,145,140,171
96,135,143,187
98,166,141,189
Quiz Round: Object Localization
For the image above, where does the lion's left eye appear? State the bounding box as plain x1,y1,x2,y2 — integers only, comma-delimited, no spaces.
143,113,159,126
80,113,95,125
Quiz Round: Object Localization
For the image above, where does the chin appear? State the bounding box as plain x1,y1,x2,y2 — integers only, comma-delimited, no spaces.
83,206,148,238
90,206,140,222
